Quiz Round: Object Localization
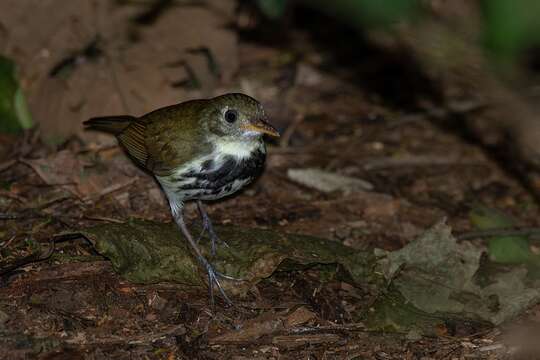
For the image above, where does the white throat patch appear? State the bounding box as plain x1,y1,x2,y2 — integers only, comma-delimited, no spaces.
213,138,262,159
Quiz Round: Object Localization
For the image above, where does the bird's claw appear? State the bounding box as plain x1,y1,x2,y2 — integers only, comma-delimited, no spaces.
204,261,233,306
213,268,244,282
203,258,247,306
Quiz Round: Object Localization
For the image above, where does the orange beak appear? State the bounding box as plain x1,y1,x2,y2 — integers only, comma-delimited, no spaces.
242,119,280,137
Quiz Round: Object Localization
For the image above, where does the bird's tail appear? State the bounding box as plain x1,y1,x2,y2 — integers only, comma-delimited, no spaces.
83,116,137,135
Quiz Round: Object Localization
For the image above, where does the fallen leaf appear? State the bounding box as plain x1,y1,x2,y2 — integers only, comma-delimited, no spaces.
66,219,540,336
367,220,540,335
0,0,238,143
210,311,283,343
0,55,32,133
287,168,373,194
23,149,144,199
284,306,316,328
73,219,383,294
23,150,85,197
470,206,537,264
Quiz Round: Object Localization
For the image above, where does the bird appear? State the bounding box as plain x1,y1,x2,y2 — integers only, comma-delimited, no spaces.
84,93,279,305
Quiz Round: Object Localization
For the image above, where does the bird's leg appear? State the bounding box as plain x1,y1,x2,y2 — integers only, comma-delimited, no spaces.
169,202,234,306
196,200,229,257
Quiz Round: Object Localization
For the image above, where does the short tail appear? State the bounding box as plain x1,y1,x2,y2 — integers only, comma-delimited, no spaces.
83,115,137,135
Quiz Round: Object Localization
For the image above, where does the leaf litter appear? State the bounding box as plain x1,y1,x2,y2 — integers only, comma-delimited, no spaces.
22,149,144,201
70,217,540,337
2,1,540,358
0,0,238,144
287,167,374,193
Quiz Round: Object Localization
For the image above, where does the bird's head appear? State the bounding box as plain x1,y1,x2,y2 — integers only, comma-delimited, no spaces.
202,93,279,141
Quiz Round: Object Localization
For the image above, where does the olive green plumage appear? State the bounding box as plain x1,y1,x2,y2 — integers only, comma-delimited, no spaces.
84,93,280,305
84,93,277,177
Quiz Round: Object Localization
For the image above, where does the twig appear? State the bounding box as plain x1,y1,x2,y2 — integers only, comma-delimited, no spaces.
83,215,124,223
0,190,25,202
440,344,462,359
83,178,137,202
287,323,367,335
0,237,56,278
64,324,186,346
0,194,71,220
0,213,26,220
35,194,72,210
363,155,483,171
0,159,17,172
0,234,83,282
280,114,304,148
0,235,17,249
457,227,540,241
272,333,342,346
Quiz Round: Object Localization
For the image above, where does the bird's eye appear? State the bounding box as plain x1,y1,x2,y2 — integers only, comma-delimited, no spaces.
224,109,238,123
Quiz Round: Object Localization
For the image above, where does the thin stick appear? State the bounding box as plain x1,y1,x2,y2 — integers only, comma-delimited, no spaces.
0,159,17,172
363,155,483,171
280,114,304,148
84,178,137,201
0,237,56,278
83,215,124,223
457,227,540,241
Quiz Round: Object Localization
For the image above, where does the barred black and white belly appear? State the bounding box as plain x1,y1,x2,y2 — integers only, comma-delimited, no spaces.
158,141,266,203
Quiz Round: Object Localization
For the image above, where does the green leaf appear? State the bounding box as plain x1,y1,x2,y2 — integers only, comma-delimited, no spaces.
367,221,540,334
14,87,33,129
70,219,540,335
0,55,33,133
73,219,382,294
257,0,288,19
482,0,540,61
470,206,534,264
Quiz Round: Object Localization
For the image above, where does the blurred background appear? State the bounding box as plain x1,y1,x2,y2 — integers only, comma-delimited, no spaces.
3,0,540,162
2,0,540,358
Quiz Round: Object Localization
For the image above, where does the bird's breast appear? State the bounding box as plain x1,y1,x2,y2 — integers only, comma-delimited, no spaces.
158,140,266,202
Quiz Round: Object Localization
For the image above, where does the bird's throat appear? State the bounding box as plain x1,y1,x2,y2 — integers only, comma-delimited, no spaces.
212,137,264,159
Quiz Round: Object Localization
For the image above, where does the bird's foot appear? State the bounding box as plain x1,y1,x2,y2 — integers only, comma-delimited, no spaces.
202,258,243,307
174,202,243,306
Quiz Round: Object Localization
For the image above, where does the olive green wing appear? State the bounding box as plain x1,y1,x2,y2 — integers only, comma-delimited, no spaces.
84,115,150,169
117,101,211,177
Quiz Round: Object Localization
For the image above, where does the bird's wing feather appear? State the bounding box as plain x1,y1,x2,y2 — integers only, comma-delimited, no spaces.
117,101,211,177
117,121,149,168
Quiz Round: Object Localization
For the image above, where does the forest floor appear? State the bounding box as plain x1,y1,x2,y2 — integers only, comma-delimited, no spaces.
2,4,540,359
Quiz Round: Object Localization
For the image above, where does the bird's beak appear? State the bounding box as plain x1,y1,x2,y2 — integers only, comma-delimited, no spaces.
242,119,280,137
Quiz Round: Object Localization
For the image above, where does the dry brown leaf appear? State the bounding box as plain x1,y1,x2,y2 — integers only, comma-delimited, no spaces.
0,0,238,143
283,306,316,328
23,149,143,199
22,150,85,197
210,311,284,344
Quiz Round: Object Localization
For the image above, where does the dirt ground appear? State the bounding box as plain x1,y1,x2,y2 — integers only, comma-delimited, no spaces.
2,2,540,360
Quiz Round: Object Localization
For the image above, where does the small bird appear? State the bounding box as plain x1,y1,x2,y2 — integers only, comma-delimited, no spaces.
84,93,279,304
